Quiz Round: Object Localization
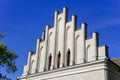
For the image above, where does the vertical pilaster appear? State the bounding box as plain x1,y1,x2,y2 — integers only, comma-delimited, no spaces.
41,31,45,40
27,51,32,74
33,38,41,73
53,11,58,69
61,7,68,67
81,23,87,63
92,32,98,60
44,25,49,70
70,15,77,65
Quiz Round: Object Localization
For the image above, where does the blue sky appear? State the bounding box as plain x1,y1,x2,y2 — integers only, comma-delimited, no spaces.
0,0,120,79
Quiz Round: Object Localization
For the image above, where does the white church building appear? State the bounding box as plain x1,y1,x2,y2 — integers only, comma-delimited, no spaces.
17,7,120,80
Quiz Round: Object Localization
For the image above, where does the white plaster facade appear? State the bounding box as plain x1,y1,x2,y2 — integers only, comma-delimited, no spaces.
17,7,120,80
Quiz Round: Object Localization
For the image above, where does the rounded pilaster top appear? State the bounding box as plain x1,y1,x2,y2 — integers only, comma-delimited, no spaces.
46,25,50,29
29,51,34,54
55,10,59,14
93,32,99,35
63,7,68,10
82,22,88,26
63,7,68,12
72,14,77,17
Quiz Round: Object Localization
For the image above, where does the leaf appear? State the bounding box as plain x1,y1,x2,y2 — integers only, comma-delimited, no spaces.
0,34,18,79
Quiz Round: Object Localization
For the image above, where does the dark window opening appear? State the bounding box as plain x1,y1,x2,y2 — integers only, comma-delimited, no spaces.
67,49,70,66
48,54,52,70
57,51,61,68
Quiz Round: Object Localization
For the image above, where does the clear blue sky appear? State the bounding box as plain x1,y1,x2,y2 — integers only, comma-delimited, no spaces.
0,0,120,79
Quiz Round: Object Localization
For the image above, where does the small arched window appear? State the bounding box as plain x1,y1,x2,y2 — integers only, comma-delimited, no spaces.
57,51,61,68
29,60,34,74
48,54,52,70
67,49,70,66
86,45,91,62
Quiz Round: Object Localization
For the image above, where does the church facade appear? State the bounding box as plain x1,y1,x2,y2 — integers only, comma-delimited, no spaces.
17,7,120,80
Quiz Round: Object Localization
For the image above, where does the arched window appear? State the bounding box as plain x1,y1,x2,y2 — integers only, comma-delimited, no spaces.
86,45,90,62
48,54,52,70
57,51,61,68
29,60,34,74
67,49,70,66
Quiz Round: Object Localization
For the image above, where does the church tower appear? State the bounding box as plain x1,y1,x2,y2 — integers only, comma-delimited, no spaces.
17,7,120,80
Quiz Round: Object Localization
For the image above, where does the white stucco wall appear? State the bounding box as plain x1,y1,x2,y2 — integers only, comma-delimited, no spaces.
18,7,113,80
18,60,108,80
29,54,36,74
38,41,45,72
22,7,108,75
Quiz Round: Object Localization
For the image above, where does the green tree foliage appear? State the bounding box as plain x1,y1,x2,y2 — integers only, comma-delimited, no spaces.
0,34,18,80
